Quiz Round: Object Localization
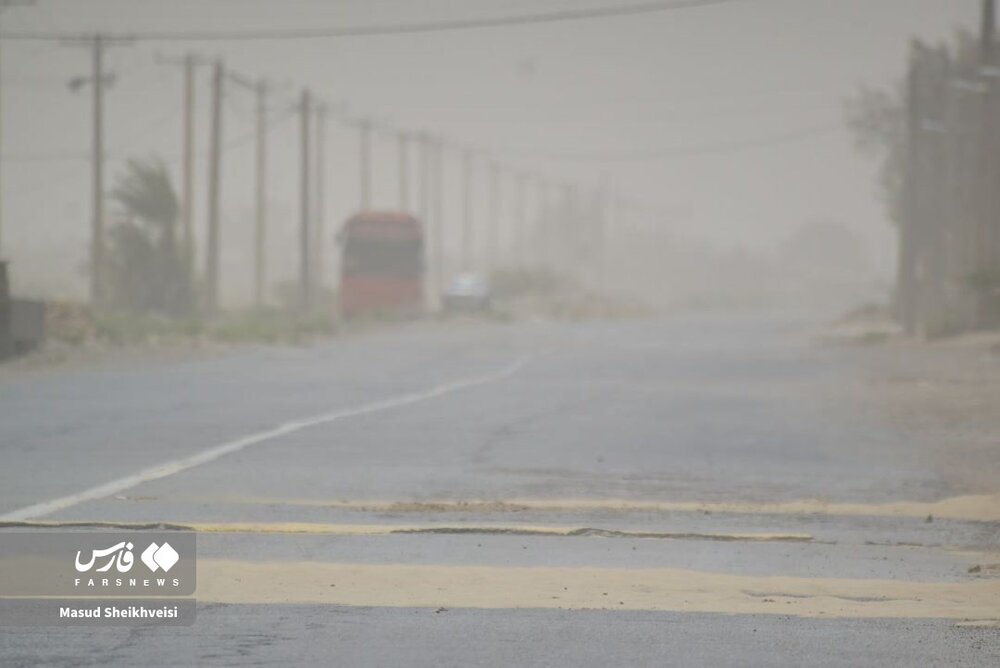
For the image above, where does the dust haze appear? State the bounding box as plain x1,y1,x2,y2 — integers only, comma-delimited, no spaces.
0,1,978,312
1,3,999,666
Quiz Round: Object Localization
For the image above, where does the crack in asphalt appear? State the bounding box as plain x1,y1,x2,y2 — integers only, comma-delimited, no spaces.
0,520,814,542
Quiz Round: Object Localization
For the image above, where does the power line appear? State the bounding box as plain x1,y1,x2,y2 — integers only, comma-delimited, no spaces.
493,123,844,162
1,150,86,163
1,103,182,163
217,106,296,154
2,103,296,165
0,0,748,42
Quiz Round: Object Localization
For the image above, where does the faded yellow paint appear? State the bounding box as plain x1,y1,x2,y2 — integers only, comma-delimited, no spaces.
0,520,812,542
185,522,812,541
185,522,812,542
195,559,1000,620
206,493,1000,523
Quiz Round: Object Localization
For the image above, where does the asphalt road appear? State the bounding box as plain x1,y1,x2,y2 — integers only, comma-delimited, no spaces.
0,313,997,666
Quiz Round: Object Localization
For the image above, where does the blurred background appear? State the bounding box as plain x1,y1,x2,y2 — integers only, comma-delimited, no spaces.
0,0,982,331
1,4,999,664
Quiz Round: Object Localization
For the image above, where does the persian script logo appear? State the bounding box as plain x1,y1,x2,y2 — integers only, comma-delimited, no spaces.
75,541,135,573
75,541,179,574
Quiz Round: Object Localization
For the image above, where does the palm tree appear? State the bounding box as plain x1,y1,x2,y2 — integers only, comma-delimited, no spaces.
107,157,193,315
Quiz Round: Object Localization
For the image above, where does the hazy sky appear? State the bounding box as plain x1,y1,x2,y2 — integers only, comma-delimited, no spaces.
0,0,981,300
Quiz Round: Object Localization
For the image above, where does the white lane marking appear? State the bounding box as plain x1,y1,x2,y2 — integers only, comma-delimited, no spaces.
0,356,529,522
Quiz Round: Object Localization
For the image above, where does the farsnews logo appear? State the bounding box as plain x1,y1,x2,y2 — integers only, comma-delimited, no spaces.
0,531,194,600
74,541,135,573
73,539,183,590
75,541,179,574
140,542,179,573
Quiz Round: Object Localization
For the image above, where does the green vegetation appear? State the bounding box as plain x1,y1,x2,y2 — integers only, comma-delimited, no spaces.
46,302,336,348
40,156,337,350
107,157,195,316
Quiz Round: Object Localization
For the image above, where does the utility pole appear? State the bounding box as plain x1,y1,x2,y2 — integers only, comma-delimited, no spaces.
314,102,326,292
417,132,430,222
154,52,210,283
416,132,432,309
901,40,945,336
983,0,996,64
515,173,526,269
181,55,197,282
358,119,372,210
523,174,537,268
254,78,267,308
461,149,473,270
91,34,105,304
63,33,130,304
596,177,609,290
487,161,499,273
0,0,36,259
204,58,224,313
398,131,409,212
615,195,633,288
562,183,576,276
978,0,998,327
537,178,549,272
432,137,445,301
224,68,275,308
299,89,312,311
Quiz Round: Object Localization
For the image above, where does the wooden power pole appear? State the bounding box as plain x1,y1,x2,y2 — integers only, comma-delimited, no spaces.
314,102,326,292
254,78,268,308
515,173,526,269
154,51,210,284
181,55,197,284
204,58,224,313
488,161,499,273
398,131,409,212
299,89,312,311
432,137,445,300
461,149,473,270
91,34,106,304
63,33,131,304
417,132,429,223
978,0,998,327
359,119,372,211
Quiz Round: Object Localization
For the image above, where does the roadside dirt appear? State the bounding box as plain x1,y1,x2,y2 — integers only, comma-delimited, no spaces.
847,329,1000,497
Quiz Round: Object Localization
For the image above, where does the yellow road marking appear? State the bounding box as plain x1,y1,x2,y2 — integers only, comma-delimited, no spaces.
201,493,1000,523
196,560,1000,620
0,520,812,542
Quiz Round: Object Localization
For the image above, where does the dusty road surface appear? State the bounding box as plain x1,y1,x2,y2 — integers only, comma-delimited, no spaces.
1,313,998,666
